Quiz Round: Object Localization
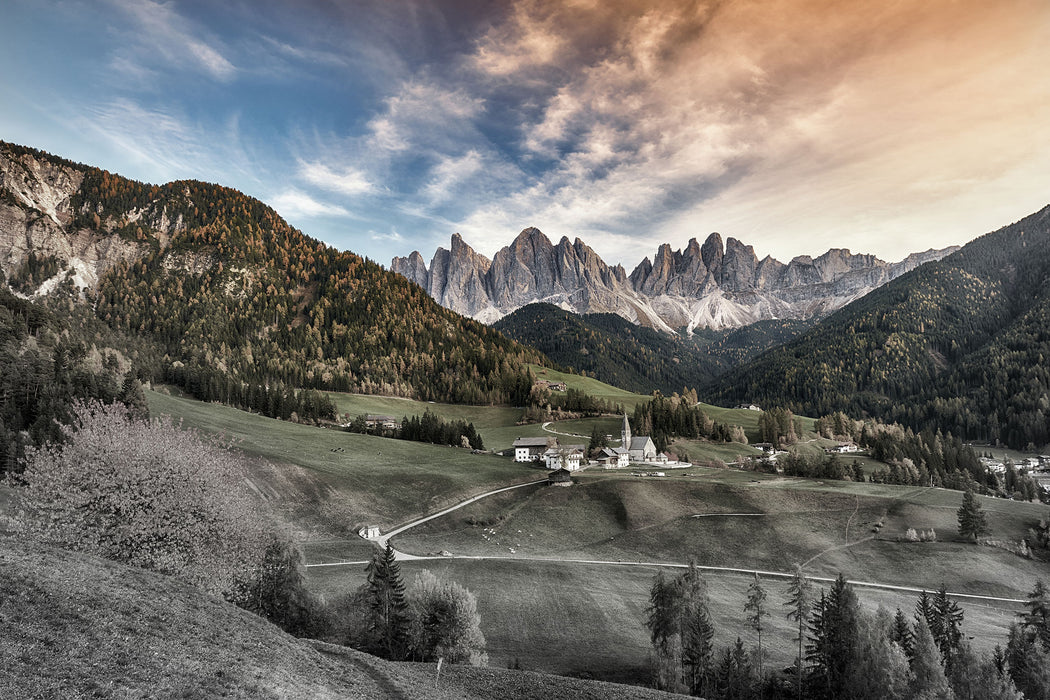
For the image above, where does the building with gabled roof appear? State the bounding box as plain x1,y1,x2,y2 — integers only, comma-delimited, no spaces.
513,436,555,462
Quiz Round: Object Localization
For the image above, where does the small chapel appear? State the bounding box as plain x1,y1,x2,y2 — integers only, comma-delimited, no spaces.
622,413,657,462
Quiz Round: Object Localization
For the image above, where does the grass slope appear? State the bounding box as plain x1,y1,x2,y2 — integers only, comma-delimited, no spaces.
147,390,537,536
0,537,684,700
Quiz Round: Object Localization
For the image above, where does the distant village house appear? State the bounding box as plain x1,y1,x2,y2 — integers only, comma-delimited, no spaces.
513,436,555,463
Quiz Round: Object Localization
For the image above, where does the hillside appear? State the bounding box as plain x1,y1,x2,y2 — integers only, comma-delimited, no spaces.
0,141,546,423
708,204,1050,449
0,536,684,700
494,303,809,393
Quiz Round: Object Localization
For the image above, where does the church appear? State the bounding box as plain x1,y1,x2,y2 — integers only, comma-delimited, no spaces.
622,414,657,463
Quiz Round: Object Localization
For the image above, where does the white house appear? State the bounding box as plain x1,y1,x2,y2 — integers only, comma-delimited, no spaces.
599,446,630,468
513,436,554,462
544,445,585,471
358,525,381,540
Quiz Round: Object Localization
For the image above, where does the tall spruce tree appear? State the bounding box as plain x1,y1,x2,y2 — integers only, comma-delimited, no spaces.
806,574,860,700
957,489,989,542
784,564,813,700
744,573,770,675
362,543,411,660
1021,580,1050,651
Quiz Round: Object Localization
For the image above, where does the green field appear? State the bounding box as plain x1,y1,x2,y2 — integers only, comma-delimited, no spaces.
528,364,651,409
149,387,1049,688
147,390,539,534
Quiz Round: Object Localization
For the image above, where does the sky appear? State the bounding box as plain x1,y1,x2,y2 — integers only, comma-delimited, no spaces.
4,0,1050,268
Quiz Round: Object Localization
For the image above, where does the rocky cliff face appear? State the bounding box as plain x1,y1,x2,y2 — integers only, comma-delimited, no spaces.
0,144,191,294
392,229,959,331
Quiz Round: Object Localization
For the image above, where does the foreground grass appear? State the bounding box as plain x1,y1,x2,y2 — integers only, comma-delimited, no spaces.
1,537,683,700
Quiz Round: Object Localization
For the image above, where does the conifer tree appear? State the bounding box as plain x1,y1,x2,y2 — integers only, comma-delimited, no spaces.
1021,580,1050,651
957,489,988,542
362,543,411,660
744,572,770,674
784,563,813,700
909,618,954,700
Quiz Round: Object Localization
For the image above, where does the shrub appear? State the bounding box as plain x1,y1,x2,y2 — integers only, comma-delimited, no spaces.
9,401,267,599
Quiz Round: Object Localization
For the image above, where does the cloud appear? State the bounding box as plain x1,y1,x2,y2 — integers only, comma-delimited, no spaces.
107,0,236,82
298,161,375,196
369,229,403,242
435,0,1050,264
270,189,351,219
422,150,484,203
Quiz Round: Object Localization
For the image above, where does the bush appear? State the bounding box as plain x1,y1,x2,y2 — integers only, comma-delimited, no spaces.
9,401,267,599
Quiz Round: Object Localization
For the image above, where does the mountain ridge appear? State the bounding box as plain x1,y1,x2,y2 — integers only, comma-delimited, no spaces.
706,202,1050,449
392,228,957,331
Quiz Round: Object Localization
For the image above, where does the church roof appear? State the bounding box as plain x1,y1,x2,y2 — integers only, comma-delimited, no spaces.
630,436,654,450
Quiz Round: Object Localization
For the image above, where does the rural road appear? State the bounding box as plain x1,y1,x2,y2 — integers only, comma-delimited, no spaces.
305,473,1029,605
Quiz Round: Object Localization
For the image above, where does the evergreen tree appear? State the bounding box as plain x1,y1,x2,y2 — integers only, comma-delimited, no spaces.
362,543,411,660
1005,623,1050,700
948,642,1022,700
1020,580,1050,651
909,618,955,700
744,572,770,675
892,607,914,658
957,489,988,542
933,587,964,670
715,638,756,700
646,570,683,692
849,607,910,700
784,563,813,700
806,574,860,700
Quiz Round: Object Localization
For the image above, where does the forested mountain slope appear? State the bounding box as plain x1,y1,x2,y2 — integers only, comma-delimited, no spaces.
708,204,1050,449
494,302,808,394
0,141,544,417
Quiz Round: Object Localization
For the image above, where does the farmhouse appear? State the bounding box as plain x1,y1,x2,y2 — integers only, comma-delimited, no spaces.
365,414,401,430
736,403,762,411
513,436,555,463
621,414,657,463
598,446,630,468
826,442,860,454
358,525,381,540
544,444,586,471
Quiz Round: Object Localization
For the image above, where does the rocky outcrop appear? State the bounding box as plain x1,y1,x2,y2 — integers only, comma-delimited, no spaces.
392,228,959,332
0,143,195,295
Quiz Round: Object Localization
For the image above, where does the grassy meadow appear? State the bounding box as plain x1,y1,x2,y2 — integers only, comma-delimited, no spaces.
147,389,539,536
148,386,1048,688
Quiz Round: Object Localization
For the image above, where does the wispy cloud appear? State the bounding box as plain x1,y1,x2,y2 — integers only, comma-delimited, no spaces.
298,161,375,196
270,189,351,219
107,0,236,82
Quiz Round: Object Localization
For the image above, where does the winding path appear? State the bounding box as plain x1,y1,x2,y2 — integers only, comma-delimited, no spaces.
304,474,1028,606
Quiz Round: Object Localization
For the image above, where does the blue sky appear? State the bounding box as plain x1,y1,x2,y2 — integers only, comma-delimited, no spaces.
4,0,1050,268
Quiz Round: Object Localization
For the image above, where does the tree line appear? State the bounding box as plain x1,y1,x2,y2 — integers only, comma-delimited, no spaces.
632,391,748,452
344,409,484,451
645,564,1050,699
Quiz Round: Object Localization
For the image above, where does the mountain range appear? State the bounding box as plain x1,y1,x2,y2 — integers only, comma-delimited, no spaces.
392,228,957,332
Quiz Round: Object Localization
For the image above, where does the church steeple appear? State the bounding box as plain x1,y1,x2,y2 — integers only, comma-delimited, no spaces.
621,413,631,446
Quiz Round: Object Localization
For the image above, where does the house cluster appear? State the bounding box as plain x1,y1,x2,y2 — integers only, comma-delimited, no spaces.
736,403,762,411
511,414,666,472
825,442,860,454
534,379,567,392
365,414,401,430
